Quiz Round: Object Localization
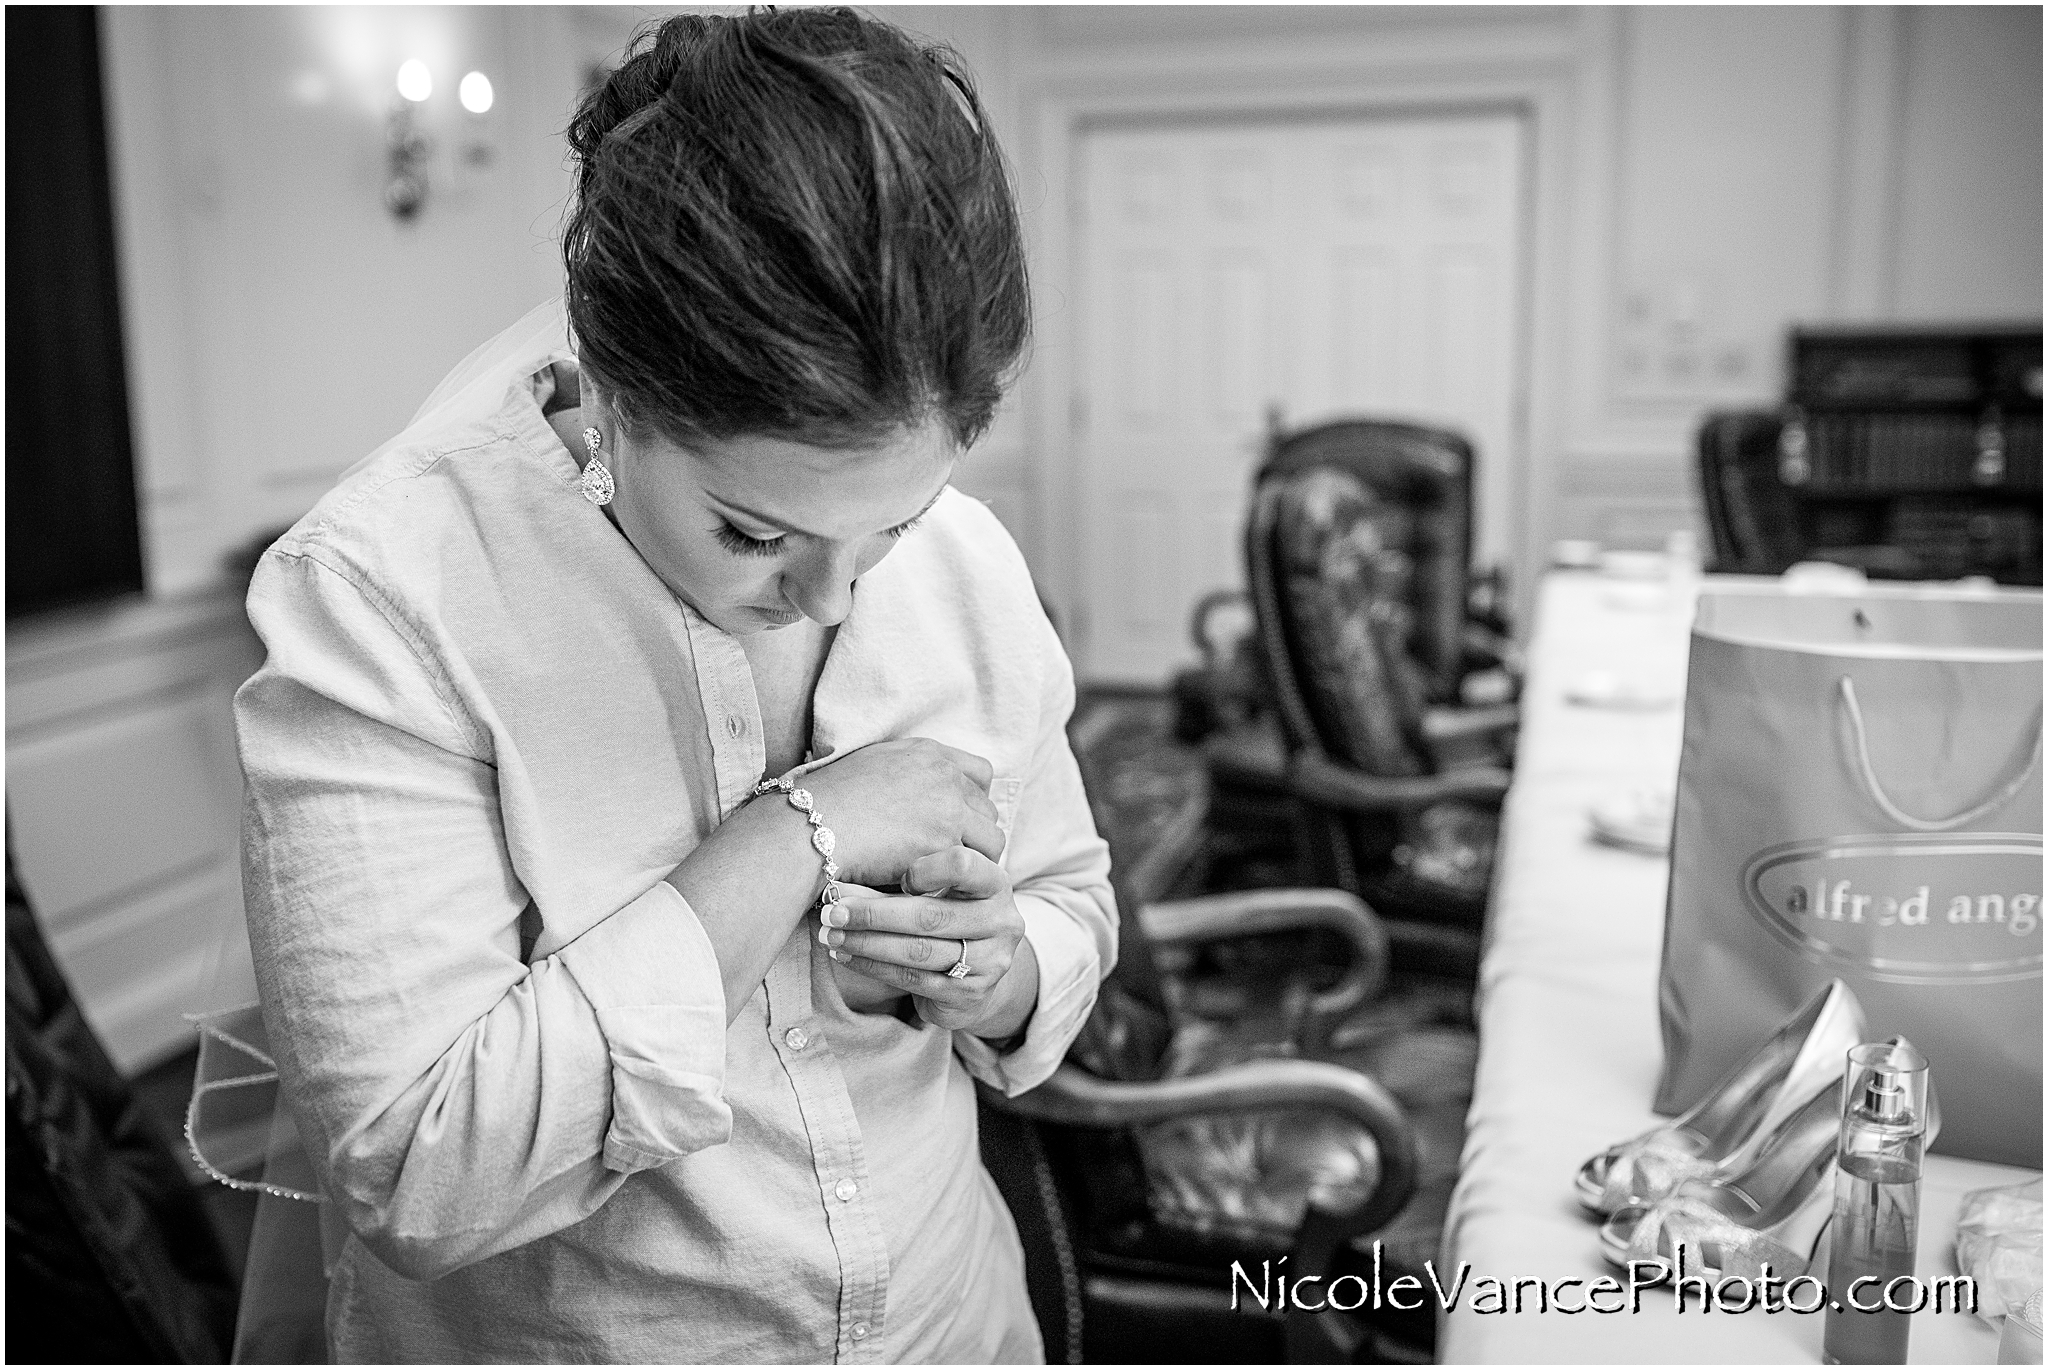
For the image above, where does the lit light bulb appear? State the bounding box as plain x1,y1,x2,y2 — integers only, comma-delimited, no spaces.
459,71,494,115
396,59,432,103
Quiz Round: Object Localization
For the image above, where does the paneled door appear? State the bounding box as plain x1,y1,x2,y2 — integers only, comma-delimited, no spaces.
1071,112,1527,683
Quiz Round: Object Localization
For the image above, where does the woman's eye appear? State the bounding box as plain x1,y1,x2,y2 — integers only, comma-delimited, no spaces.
887,514,925,540
712,521,786,557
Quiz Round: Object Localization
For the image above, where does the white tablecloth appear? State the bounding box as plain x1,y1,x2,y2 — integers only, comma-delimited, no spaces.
1439,572,2036,1364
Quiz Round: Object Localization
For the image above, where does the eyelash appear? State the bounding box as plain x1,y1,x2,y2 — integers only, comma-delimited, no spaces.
712,521,785,557
710,514,926,558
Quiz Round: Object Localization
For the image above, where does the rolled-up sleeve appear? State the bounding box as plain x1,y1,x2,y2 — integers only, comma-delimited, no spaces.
954,610,1116,1095
554,882,729,1171
238,548,730,1282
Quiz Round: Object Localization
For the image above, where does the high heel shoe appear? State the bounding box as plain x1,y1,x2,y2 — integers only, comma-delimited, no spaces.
1574,979,1865,1216
1598,1079,1842,1279
1598,1034,1941,1283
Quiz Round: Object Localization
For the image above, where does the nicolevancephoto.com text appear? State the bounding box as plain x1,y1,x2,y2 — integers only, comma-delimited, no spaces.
1231,1245,1982,1318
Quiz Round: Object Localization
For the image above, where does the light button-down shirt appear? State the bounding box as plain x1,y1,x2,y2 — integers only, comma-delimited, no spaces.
235,352,1115,1363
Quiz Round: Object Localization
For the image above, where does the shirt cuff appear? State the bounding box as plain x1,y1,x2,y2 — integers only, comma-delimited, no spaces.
954,890,1102,1096
556,882,733,1172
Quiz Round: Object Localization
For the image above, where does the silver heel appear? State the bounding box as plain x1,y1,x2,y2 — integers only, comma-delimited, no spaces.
1575,979,1865,1216
1601,1034,1921,1283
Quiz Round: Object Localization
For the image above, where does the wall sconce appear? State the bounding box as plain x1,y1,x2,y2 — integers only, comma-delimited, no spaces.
385,60,432,220
384,61,497,220
457,71,495,171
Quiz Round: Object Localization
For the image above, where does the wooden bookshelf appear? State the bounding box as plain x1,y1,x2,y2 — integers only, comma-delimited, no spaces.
1759,325,2043,584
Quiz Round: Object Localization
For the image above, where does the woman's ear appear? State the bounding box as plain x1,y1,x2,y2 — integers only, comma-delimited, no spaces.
578,376,632,452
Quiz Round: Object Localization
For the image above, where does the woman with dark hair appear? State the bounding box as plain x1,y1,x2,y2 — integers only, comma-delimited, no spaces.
229,10,1112,1361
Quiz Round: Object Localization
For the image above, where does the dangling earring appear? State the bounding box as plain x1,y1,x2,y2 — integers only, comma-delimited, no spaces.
580,426,614,506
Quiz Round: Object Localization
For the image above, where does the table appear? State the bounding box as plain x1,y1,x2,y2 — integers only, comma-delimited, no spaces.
1439,571,2037,1364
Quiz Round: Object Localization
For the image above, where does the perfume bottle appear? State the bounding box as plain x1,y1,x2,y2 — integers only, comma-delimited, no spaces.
1823,1039,1930,1366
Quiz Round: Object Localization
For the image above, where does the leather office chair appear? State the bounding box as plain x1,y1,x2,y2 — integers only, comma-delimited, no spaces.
980,694,1473,1363
1209,420,1517,975
1697,410,1807,574
5,850,240,1362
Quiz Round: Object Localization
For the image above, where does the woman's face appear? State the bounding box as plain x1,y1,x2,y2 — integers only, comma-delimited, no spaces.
591,400,957,636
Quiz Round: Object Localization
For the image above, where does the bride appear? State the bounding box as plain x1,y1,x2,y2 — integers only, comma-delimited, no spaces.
229,9,1113,1361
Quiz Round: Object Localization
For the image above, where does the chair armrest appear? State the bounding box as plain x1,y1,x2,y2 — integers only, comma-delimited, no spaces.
1287,752,1511,813
1117,784,1212,907
987,1060,1419,1239
1461,620,1516,664
1202,718,1290,794
1188,587,1253,664
991,1060,1423,1362
1141,888,1388,1022
1420,703,1519,744
1461,625,1525,707
1466,565,1513,637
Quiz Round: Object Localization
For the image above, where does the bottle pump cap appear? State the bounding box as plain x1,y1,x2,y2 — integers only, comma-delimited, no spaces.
1845,1038,1929,1132
1860,1070,1908,1121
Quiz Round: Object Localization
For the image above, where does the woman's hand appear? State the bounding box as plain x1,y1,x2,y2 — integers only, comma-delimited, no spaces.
799,739,1005,888
815,846,1039,1037
818,882,911,1015
667,740,999,1024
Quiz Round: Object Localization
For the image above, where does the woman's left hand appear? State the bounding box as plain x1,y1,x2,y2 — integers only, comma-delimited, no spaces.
817,846,1036,1035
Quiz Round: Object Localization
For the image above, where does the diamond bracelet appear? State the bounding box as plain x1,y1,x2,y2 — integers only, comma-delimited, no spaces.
747,775,842,912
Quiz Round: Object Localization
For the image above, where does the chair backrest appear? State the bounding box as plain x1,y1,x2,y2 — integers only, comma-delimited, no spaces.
1697,410,1805,573
5,852,238,1363
1258,420,1476,696
1245,420,1476,779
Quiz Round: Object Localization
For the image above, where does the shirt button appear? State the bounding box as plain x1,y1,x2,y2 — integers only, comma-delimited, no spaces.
834,1178,858,1202
850,1323,869,1341
784,1027,808,1051
725,715,745,738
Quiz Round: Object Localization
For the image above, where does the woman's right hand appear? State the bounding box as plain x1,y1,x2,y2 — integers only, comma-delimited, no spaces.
798,739,1004,887
814,881,910,1016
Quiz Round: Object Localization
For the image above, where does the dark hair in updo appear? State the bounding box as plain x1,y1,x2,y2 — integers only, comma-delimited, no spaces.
563,7,1029,451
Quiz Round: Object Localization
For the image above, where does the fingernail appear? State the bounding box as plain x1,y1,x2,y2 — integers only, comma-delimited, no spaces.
828,949,847,962
822,904,849,928
816,924,832,946
827,929,844,948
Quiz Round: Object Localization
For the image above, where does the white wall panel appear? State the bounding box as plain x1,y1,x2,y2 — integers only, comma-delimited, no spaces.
46,869,241,1062
8,590,265,1074
9,692,231,927
1892,6,2044,319
1607,6,1844,413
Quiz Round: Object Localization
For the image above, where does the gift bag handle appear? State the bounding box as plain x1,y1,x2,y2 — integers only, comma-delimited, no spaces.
1839,676,2042,832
